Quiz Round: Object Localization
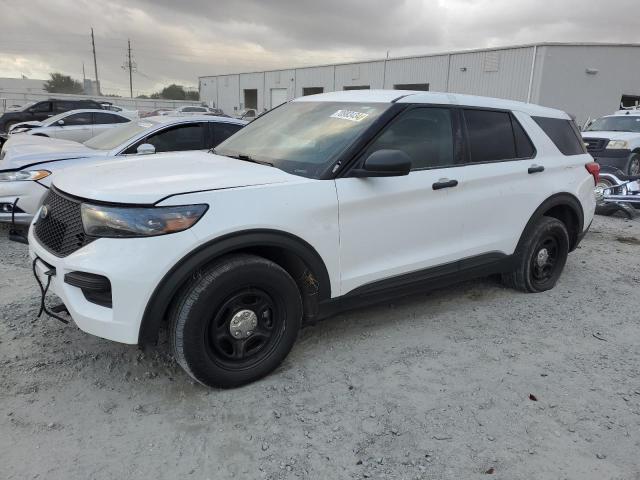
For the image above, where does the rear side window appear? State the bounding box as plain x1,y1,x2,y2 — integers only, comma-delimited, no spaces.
94,112,129,124
533,117,586,155
464,109,535,162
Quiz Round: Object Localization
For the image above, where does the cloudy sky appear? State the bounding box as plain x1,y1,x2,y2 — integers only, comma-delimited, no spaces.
0,0,638,96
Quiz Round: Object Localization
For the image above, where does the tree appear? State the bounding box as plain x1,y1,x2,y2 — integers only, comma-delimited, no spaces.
136,94,149,99
185,90,200,101
44,73,84,94
159,84,187,100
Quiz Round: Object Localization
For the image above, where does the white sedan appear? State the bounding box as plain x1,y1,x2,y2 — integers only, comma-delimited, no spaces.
0,115,247,225
8,109,133,143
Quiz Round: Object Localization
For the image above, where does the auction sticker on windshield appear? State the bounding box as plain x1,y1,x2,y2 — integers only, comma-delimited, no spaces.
330,110,369,122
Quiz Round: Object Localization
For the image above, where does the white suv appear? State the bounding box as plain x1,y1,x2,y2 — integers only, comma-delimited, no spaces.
28,90,597,388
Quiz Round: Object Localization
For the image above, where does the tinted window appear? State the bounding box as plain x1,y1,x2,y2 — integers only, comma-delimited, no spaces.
533,117,586,155
464,110,517,163
364,108,454,170
94,112,129,124
32,102,51,113
55,101,77,113
512,117,536,158
134,123,206,153
212,122,242,147
64,112,93,126
183,107,206,112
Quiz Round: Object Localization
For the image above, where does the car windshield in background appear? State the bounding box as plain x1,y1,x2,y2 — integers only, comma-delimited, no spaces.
214,101,390,178
84,120,157,150
586,116,640,133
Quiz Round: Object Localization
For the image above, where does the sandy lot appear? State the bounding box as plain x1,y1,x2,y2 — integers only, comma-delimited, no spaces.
1,216,639,480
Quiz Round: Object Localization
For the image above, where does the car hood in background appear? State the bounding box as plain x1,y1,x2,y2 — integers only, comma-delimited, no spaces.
52,151,305,204
10,121,44,130
0,135,107,170
582,131,640,142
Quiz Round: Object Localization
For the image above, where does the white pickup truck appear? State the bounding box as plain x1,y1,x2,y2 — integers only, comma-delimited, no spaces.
582,109,640,176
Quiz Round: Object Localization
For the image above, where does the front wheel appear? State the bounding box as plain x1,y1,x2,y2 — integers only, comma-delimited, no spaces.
502,217,570,293
169,254,302,388
626,153,640,177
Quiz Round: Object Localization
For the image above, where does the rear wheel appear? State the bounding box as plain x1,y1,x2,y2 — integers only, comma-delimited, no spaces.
169,254,302,388
502,217,570,293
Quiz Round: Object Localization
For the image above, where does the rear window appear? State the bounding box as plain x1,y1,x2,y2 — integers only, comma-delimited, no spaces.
464,109,535,163
533,117,586,156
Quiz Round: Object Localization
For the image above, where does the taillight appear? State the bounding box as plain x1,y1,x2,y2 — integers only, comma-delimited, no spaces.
585,162,600,185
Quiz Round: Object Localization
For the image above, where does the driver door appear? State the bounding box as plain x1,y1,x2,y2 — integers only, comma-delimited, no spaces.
335,107,467,295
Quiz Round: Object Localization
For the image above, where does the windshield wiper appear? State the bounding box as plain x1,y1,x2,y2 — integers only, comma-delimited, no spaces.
219,152,274,167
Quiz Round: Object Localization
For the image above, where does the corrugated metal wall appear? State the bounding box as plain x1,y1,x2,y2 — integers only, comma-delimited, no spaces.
199,44,640,123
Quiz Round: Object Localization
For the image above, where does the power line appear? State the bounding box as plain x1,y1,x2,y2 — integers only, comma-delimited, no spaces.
121,39,136,98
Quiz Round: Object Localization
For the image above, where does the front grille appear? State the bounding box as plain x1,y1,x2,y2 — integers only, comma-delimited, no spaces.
584,137,609,154
34,189,95,257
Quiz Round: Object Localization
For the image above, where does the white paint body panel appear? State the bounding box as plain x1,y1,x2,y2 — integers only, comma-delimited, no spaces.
27,90,595,344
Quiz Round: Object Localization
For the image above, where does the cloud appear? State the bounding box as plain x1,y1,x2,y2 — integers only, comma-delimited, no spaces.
0,0,637,95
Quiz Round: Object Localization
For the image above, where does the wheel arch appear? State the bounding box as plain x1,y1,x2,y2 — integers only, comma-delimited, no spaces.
138,229,331,345
516,193,584,254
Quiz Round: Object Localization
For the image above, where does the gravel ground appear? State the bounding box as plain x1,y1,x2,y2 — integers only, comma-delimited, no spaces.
1,216,640,480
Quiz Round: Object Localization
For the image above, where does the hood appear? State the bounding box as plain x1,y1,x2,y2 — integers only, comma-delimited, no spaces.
582,131,639,142
0,135,106,170
52,151,304,204
11,121,44,131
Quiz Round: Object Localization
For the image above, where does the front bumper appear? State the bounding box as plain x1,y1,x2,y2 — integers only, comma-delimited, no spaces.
591,149,631,171
28,225,200,344
0,180,47,225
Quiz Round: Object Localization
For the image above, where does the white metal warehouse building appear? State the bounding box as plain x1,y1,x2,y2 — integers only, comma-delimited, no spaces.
199,42,640,126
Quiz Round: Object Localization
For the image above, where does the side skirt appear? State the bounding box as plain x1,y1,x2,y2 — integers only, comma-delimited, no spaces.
314,252,517,321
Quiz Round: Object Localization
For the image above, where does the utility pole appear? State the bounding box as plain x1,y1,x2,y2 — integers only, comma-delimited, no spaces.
90,28,101,95
122,39,136,98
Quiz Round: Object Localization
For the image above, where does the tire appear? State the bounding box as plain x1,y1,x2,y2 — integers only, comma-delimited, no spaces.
169,254,302,388
502,217,570,293
626,153,640,176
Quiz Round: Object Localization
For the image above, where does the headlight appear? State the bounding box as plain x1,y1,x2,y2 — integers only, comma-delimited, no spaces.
81,203,208,238
0,170,51,182
606,140,629,149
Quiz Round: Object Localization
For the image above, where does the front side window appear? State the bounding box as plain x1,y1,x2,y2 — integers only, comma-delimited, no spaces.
215,101,391,178
533,117,586,155
362,108,455,170
463,109,534,162
212,122,243,147
130,123,206,153
63,112,93,126
183,107,206,113
31,102,51,113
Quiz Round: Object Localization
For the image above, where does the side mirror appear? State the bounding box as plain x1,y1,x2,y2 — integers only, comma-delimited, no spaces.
136,143,156,155
351,149,412,178
57,119,65,126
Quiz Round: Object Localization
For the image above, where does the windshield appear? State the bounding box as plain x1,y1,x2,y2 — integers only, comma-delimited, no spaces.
84,120,158,150
18,102,35,112
586,116,640,133
214,101,390,178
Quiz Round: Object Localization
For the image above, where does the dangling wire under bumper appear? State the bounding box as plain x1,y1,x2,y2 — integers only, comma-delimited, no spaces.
31,257,69,324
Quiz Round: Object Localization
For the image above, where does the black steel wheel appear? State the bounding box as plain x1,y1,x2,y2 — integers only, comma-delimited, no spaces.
627,154,640,177
502,216,570,293
170,254,302,388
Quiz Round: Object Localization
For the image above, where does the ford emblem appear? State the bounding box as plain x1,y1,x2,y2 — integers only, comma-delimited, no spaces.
40,205,49,219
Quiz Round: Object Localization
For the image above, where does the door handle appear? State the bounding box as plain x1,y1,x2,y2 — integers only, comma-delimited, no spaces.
528,165,545,174
432,179,458,190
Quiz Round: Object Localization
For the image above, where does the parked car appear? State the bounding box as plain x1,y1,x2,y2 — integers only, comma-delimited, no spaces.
7,109,133,143
0,98,105,134
100,104,138,118
140,108,173,118
0,115,246,224
236,108,257,120
582,110,640,176
160,105,222,116
27,90,596,388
